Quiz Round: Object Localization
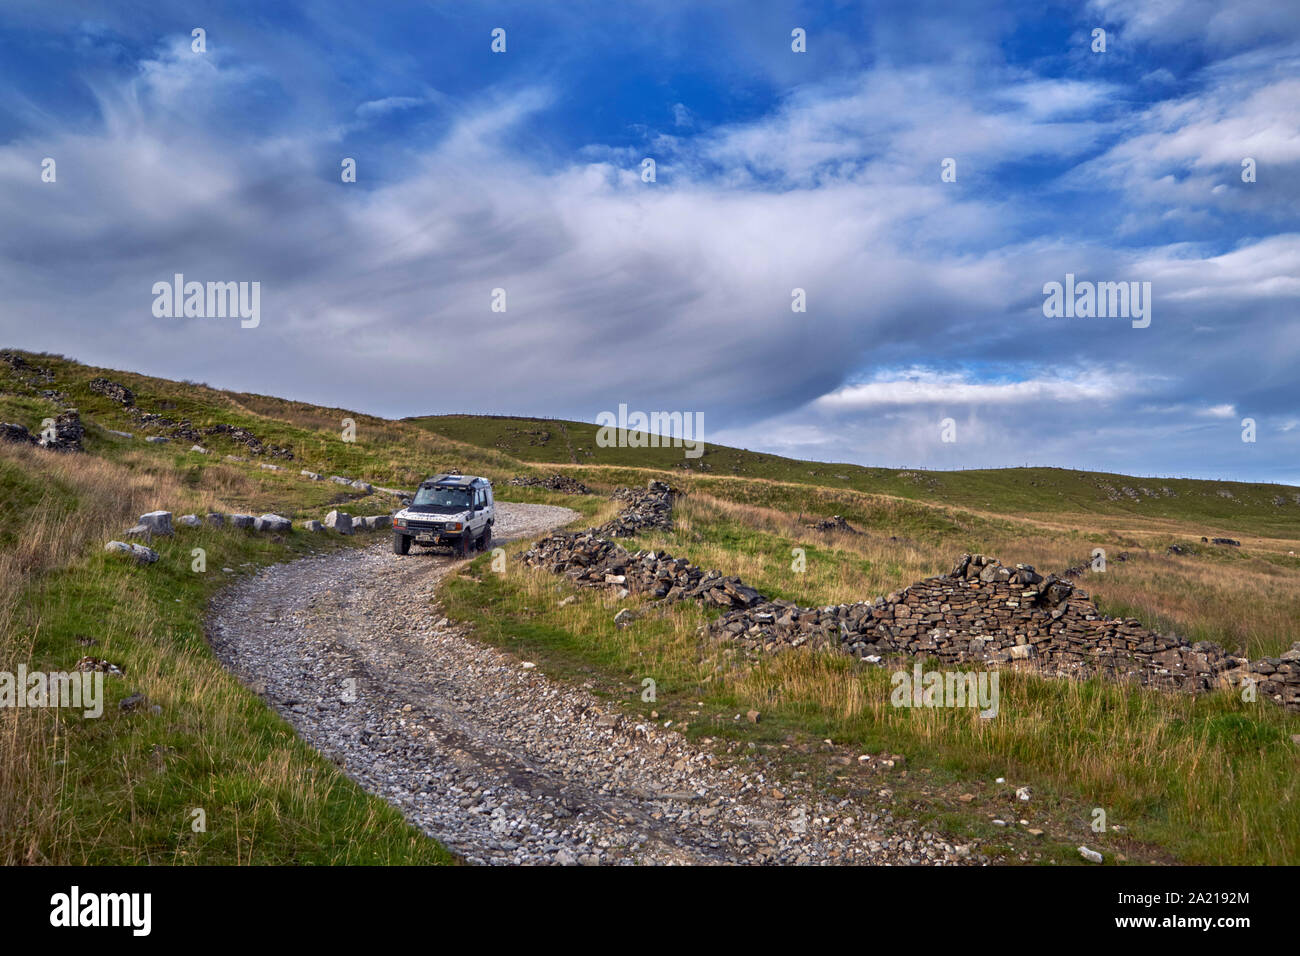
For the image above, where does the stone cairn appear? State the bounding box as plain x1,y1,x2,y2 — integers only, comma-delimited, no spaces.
597,480,676,537
523,491,1300,712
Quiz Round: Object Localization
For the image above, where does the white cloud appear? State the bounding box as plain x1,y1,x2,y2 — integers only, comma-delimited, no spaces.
1087,0,1300,51
1197,403,1238,418
355,95,428,119
813,368,1138,411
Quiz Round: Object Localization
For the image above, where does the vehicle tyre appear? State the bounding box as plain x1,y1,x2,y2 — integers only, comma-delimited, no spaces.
457,534,471,558
478,525,491,551
393,532,410,555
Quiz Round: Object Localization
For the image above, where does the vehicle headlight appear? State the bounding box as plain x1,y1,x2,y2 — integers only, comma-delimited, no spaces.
394,517,406,528
448,522,462,531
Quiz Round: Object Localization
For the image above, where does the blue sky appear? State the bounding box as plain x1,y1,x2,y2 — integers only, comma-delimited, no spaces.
1,1,1297,483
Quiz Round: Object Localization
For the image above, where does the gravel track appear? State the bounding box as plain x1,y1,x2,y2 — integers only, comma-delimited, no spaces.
207,502,975,865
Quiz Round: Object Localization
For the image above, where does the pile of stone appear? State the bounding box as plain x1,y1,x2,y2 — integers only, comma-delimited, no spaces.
88,377,135,406
522,481,763,609
0,422,34,445
0,410,84,452
327,475,374,492
42,410,84,451
507,474,593,495
523,532,764,610
595,481,676,537
706,553,1270,699
298,470,407,502
1247,644,1300,710
128,409,203,442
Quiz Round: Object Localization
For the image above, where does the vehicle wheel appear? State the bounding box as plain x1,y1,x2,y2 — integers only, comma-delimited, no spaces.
478,525,491,551
457,535,471,558
393,532,410,555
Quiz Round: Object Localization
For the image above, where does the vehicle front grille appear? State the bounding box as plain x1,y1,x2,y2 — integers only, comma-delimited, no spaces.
406,520,443,531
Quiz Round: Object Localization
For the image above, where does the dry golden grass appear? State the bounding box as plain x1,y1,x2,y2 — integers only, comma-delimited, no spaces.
0,444,209,618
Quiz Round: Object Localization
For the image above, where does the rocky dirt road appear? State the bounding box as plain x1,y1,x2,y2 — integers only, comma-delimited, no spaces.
208,502,975,865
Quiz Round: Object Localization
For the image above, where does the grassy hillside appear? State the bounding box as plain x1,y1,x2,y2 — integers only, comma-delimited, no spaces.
410,414,1300,536
3,349,1298,866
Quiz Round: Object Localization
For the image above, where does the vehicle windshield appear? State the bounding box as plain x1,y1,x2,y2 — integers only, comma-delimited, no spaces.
412,485,472,509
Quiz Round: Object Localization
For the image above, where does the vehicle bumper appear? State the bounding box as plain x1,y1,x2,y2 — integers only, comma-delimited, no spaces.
396,525,467,544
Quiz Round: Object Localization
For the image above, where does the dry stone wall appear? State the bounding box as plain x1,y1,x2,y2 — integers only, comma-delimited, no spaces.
523,488,1300,712
507,474,592,495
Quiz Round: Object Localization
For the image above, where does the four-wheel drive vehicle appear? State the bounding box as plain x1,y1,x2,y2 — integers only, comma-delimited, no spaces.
392,474,494,556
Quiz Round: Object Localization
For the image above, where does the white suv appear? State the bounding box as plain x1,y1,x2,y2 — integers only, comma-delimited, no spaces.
392,474,494,556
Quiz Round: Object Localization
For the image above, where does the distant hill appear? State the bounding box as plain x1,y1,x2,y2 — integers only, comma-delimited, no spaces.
407,413,1300,536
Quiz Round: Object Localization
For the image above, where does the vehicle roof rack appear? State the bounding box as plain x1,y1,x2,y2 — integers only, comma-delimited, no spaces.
424,474,486,487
